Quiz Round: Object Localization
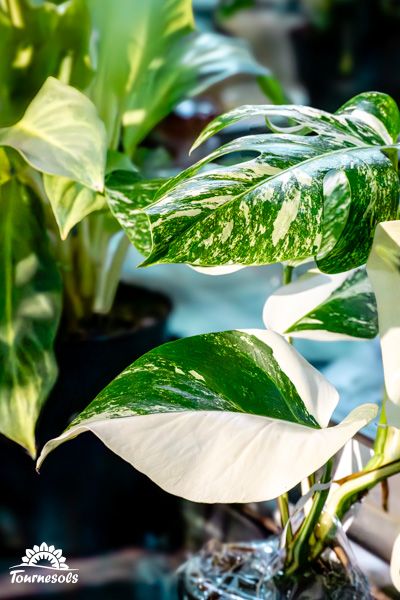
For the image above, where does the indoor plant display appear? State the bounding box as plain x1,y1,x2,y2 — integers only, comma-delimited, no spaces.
37,92,400,596
0,0,278,457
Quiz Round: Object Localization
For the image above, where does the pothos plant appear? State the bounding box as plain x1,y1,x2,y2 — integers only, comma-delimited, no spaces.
0,0,282,457
38,91,400,587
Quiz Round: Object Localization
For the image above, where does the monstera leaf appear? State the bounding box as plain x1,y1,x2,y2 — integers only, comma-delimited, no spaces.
0,77,106,191
38,330,376,502
133,92,399,273
0,176,62,456
106,171,166,255
264,268,378,341
367,221,400,406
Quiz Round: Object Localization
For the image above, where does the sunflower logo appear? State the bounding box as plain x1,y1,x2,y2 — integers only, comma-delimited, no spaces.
16,543,69,570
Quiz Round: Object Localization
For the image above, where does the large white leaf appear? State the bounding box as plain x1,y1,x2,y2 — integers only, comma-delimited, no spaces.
37,329,376,502
0,77,106,191
367,221,400,406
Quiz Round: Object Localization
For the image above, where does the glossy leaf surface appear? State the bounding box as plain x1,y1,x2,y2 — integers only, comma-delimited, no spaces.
38,330,376,502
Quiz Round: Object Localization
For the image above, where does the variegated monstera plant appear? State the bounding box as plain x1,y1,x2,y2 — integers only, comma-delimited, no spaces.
39,92,400,585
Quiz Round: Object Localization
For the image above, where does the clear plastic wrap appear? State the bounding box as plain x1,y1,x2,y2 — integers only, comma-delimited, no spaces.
177,535,372,600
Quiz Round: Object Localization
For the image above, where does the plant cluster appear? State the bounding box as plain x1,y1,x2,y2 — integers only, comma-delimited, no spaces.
0,0,279,456
39,90,400,587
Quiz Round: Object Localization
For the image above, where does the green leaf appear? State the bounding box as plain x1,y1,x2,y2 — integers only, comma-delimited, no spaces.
122,30,280,152
264,268,378,341
106,171,164,255
86,0,194,143
367,221,400,406
0,0,94,126
0,179,62,457
43,150,138,240
137,92,399,273
0,77,106,191
37,330,377,502
43,175,106,240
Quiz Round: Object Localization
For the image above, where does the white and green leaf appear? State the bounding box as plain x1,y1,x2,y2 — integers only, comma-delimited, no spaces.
0,178,62,457
0,77,106,191
105,171,165,256
38,330,377,502
264,268,378,341
136,92,399,273
367,221,400,406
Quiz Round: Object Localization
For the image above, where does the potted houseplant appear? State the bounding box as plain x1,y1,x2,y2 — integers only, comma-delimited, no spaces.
37,91,400,594
0,0,280,457
1,0,288,560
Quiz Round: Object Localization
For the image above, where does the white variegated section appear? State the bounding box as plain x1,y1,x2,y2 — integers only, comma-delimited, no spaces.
37,404,376,503
391,533,400,592
190,265,245,276
241,329,338,427
347,110,393,144
367,221,400,405
263,270,352,341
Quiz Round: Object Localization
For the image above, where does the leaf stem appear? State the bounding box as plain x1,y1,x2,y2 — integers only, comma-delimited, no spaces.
313,457,400,560
285,459,333,574
282,264,294,286
277,494,293,543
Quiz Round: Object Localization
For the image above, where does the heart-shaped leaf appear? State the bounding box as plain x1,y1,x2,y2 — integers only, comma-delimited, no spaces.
137,93,399,273
38,330,376,502
264,268,378,341
0,77,106,191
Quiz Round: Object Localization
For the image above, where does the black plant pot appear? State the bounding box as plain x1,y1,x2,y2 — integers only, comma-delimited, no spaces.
0,283,185,565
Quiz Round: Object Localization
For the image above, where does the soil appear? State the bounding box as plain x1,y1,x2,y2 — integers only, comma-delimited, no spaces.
61,282,172,341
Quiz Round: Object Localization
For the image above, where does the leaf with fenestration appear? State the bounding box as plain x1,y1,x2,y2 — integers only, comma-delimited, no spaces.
37,330,376,502
137,92,399,273
264,268,378,341
0,178,62,457
0,77,106,191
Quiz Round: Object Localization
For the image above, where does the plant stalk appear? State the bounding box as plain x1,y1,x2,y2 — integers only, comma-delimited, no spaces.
277,494,293,543
276,263,296,543
312,457,400,561
285,460,333,574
